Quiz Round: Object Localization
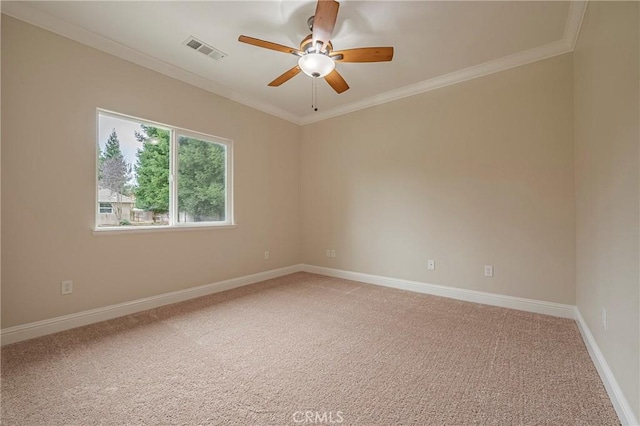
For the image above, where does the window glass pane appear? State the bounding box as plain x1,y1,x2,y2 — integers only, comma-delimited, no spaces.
97,114,170,227
97,111,233,230
132,125,170,226
177,135,226,223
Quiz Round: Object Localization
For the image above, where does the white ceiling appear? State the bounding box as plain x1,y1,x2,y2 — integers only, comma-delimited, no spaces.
2,1,586,125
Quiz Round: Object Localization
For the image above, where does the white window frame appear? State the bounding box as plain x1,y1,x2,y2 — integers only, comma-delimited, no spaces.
95,109,235,234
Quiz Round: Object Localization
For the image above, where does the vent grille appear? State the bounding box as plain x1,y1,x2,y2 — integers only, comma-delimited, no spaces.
186,39,202,50
183,36,227,61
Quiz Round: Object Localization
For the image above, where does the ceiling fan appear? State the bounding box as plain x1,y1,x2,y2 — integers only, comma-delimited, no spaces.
238,0,393,94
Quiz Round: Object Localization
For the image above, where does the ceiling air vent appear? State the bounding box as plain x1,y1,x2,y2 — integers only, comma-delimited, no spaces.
183,36,227,61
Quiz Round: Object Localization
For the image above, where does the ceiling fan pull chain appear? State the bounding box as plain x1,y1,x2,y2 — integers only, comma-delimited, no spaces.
312,78,319,112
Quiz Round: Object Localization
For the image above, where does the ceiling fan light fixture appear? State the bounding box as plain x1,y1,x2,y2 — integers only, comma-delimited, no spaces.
298,53,335,78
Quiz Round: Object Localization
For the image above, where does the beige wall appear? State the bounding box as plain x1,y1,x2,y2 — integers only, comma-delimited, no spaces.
1,14,3,331
1,16,302,327
301,54,576,304
2,7,639,420
574,1,640,420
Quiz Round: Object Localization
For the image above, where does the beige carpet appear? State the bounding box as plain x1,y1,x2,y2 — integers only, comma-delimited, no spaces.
1,272,619,425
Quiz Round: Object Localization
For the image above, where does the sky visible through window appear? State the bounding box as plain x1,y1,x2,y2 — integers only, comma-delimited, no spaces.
98,115,144,185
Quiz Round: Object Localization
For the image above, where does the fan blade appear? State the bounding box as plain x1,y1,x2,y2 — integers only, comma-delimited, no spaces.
238,35,301,55
312,0,339,52
324,69,349,94
331,47,394,63
268,66,302,87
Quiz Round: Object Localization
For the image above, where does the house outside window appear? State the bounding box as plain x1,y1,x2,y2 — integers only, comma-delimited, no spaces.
99,202,113,214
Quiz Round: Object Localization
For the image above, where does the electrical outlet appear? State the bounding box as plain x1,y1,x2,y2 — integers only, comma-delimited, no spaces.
484,265,493,277
264,251,270,260
602,308,607,331
326,249,331,257
330,250,336,258
428,259,435,270
61,280,73,295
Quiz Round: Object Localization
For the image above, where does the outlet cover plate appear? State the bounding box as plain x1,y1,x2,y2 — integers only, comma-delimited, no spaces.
61,280,73,295
484,265,494,277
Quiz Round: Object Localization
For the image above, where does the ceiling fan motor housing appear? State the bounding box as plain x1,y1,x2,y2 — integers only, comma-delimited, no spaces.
300,34,333,54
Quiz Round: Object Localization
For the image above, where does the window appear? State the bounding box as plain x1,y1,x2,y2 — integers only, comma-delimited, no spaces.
96,110,233,230
99,203,113,214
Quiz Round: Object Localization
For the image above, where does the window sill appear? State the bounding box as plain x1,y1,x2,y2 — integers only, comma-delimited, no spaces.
93,223,237,236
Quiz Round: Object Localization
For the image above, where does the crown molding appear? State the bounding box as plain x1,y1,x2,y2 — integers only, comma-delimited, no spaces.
298,39,572,125
1,1,587,127
0,2,301,125
565,0,589,50
300,0,587,125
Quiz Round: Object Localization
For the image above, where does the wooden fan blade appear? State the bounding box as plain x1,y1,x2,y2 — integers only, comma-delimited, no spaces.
312,0,339,52
324,69,349,94
331,47,394,63
268,66,302,87
238,35,301,55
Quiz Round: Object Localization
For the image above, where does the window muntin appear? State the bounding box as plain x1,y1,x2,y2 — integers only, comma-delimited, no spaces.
96,110,233,230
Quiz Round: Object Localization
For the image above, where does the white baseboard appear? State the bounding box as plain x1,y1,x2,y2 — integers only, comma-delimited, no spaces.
301,264,576,319
303,265,637,424
1,264,575,347
575,309,639,426
0,264,576,346
2,263,634,425
1,264,303,346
